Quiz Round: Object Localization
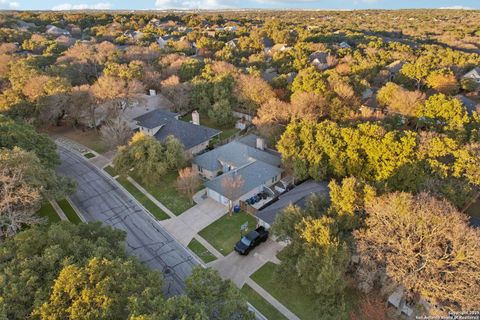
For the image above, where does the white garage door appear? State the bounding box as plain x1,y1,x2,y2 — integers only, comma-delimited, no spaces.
207,188,222,203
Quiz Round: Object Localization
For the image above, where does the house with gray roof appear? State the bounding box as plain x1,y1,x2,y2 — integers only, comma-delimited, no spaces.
133,109,220,157
192,134,283,206
456,95,479,115
462,67,480,84
46,25,71,37
256,180,329,228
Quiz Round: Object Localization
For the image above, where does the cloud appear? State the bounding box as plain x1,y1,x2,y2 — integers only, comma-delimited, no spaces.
0,0,20,8
438,5,473,10
154,0,235,9
52,2,112,10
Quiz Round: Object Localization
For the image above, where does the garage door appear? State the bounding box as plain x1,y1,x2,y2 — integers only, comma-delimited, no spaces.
207,188,222,203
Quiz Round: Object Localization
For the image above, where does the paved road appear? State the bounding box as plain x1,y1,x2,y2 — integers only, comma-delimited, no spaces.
56,145,197,296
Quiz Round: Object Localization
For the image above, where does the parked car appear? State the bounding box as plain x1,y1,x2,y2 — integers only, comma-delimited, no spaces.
234,226,269,255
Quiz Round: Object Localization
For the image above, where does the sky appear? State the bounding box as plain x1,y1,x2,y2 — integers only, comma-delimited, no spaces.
0,0,479,11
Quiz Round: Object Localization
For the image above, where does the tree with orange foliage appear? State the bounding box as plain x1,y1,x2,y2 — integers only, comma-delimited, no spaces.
176,167,201,204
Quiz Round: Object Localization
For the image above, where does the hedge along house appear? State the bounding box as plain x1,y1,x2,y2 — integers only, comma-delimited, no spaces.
192,135,283,207
133,109,221,157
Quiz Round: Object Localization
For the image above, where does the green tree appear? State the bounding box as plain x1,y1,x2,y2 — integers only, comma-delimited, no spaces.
208,99,235,127
272,196,350,319
33,257,164,319
179,59,204,82
291,66,327,96
0,115,59,168
113,132,185,186
328,177,375,230
417,94,470,131
186,267,254,320
0,222,126,319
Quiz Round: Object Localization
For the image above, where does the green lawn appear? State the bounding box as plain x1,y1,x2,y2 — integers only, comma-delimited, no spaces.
36,202,61,224
57,199,82,224
241,284,288,320
181,111,240,141
104,165,118,177
198,211,257,256
131,171,196,216
60,128,110,154
250,262,316,320
250,262,359,320
116,177,170,221
187,238,217,263
84,152,96,159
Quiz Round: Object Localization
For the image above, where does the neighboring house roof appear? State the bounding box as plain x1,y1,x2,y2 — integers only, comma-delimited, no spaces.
262,37,274,48
46,25,70,36
470,216,480,228
193,135,281,172
309,51,328,64
463,67,480,80
133,109,179,129
257,181,329,225
262,68,279,83
269,43,288,52
386,60,405,74
339,41,351,49
134,109,221,149
455,95,479,115
205,160,283,200
16,20,37,30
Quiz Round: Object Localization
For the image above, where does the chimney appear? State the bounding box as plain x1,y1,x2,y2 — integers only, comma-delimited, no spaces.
192,110,200,125
256,137,265,150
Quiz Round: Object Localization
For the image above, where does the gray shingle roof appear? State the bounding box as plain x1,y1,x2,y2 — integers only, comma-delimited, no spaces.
456,95,479,115
154,120,220,149
192,137,281,172
205,161,283,199
134,109,220,149
133,109,179,129
257,181,329,225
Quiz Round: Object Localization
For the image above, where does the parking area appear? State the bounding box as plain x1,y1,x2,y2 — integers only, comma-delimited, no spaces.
160,198,226,246
210,239,284,287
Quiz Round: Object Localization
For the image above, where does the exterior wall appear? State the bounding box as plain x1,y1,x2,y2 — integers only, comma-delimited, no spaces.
187,140,210,158
207,188,230,206
192,164,218,180
232,111,253,122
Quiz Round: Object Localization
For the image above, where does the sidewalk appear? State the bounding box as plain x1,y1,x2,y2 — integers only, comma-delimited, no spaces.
54,137,297,320
49,200,68,221
246,278,301,320
127,177,177,219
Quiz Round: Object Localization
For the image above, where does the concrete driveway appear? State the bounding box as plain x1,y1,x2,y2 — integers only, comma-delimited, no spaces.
210,239,284,287
160,198,226,246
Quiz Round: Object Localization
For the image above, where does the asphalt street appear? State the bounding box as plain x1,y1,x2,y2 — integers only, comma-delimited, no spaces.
56,145,197,296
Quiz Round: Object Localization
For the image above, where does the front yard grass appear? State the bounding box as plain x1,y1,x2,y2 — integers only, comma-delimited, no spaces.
84,152,96,159
131,171,196,216
103,165,118,177
251,262,359,320
198,211,257,256
57,199,82,224
241,283,288,320
59,128,110,154
36,202,61,224
116,177,170,221
187,238,217,263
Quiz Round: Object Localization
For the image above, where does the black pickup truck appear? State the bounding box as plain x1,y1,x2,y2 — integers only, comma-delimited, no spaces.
234,226,269,255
